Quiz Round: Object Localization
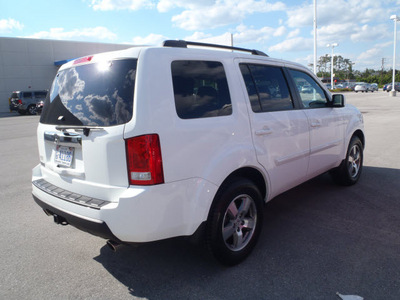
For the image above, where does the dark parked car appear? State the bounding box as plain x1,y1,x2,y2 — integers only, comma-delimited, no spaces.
383,83,390,91
9,90,48,115
386,82,400,92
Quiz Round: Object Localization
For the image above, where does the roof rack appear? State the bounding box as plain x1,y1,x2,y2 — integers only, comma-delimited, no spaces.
162,40,268,57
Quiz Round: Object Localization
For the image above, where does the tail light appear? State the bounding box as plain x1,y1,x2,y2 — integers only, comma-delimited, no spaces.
126,134,164,185
18,99,22,104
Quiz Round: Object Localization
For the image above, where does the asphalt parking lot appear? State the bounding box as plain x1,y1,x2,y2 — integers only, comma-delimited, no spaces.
1,91,400,300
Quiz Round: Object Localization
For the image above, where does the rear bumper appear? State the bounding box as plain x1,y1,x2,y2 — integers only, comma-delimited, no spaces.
32,194,121,242
32,164,218,243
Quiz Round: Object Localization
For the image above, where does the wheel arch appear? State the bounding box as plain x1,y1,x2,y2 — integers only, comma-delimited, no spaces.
352,129,365,149
216,167,268,203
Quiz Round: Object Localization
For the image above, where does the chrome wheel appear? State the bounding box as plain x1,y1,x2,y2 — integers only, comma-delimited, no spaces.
222,194,257,252
347,144,361,178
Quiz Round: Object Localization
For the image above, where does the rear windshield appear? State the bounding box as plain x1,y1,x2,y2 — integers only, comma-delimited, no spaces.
40,59,137,126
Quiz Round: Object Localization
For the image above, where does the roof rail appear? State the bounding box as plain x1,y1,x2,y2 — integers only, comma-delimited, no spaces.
162,40,268,57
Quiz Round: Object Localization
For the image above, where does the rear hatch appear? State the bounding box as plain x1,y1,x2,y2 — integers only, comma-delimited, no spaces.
36,56,137,202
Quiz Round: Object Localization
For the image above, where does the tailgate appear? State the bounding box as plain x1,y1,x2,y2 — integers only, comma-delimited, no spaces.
36,124,128,202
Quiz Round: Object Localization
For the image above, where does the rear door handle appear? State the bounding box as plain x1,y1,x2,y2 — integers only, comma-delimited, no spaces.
255,127,273,136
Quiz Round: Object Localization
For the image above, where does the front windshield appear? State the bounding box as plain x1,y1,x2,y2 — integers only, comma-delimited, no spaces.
40,59,137,126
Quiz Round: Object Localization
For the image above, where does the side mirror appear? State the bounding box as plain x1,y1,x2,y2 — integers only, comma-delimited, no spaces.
331,94,345,107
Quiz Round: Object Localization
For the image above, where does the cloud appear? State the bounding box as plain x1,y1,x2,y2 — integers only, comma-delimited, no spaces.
169,0,287,30
287,0,388,28
0,18,24,32
350,24,390,42
233,24,285,44
287,29,300,39
90,0,153,10
157,0,210,12
25,27,117,41
268,37,313,53
184,32,213,41
356,41,392,65
132,33,167,45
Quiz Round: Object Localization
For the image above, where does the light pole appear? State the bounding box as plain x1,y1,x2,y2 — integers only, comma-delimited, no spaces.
313,0,317,75
390,15,399,97
326,43,338,88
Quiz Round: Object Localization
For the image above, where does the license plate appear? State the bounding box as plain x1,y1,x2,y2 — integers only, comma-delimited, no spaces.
55,146,74,167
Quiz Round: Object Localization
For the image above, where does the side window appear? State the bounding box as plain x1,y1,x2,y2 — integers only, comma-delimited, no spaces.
289,69,329,108
34,91,47,99
23,92,32,99
171,60,232,119
240,64,293,112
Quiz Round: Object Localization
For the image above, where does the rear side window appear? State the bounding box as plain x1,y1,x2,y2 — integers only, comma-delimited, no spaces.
240,64,293,112
34,91,47,99
40,59,137,126
171,60,232,119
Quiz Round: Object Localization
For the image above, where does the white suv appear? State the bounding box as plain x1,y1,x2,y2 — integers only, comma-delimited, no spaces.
32,40,364,265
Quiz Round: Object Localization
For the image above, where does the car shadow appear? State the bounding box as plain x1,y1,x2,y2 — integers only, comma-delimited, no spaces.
93,165,400,299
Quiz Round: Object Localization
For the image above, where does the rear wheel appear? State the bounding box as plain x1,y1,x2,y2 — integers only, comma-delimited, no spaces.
207,178,263,265
331,136,363,186
27,105,36,115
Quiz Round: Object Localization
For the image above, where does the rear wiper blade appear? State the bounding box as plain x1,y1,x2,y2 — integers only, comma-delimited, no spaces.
55,125,104,137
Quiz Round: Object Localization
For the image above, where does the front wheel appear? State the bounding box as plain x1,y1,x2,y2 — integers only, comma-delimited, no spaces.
207,178,263,265
331,136,363,186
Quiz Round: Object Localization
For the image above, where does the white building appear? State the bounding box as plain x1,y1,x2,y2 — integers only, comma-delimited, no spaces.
0,37,134,113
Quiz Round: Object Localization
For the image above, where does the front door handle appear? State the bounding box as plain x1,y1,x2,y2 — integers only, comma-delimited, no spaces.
310,120,321,128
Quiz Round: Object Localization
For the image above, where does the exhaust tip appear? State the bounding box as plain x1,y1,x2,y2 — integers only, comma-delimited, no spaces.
106,240,122,252
53,214,68,226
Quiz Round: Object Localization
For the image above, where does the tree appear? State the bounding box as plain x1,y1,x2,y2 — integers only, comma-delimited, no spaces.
316,55,355,80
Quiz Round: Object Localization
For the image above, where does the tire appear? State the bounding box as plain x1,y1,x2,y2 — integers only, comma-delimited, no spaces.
331,136,363,186
27,105,37,115
206,178,263,265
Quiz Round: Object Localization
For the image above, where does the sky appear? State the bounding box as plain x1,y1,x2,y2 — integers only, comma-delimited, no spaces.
1,0,400,71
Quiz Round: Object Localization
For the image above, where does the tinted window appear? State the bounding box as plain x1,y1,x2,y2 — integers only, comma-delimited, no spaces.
40,59,137,126
34,91,47,98
289,69,329,108
240,64,293,112
172,60,232,119
23,92,32,98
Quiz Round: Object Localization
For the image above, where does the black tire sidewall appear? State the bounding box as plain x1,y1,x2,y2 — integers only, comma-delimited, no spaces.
28,105,36,115
207,178,263,266
333,136,363,186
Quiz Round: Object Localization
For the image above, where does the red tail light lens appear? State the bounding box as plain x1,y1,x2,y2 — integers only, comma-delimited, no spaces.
126,134,164,186
18,99,22,104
